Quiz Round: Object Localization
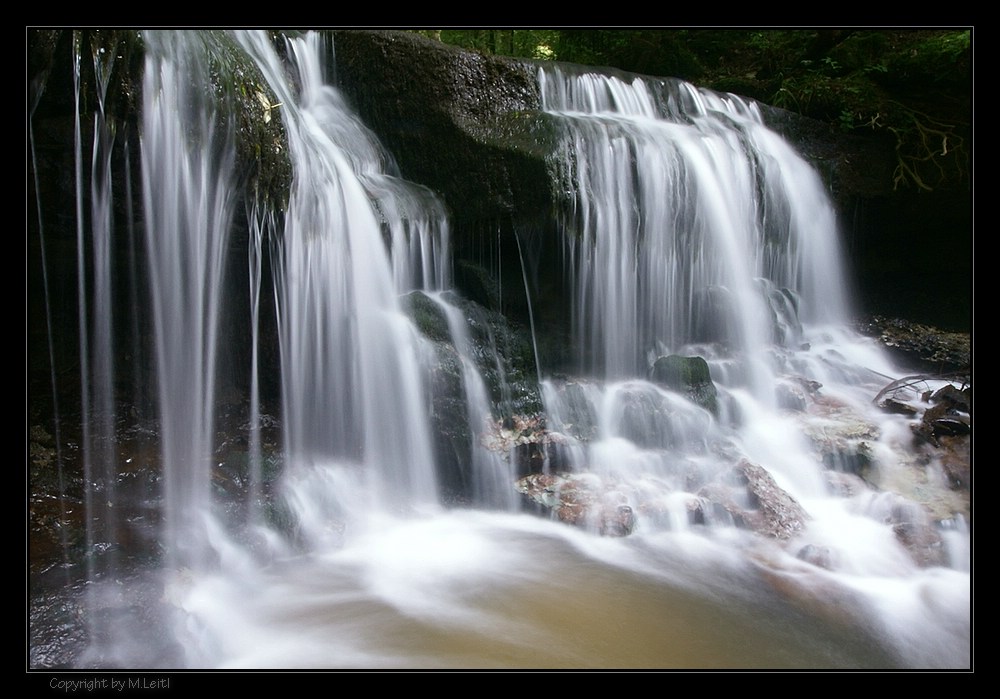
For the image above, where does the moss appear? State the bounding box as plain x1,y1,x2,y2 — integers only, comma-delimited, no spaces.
200,31,292,209
651,355,712,388
30,30,294,214
401,291,452,343
650,355,719,416
454,260,501,311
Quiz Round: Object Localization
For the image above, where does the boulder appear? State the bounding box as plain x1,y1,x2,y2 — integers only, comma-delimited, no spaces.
697,459,809,541
649,354,719,415
515,472,637,537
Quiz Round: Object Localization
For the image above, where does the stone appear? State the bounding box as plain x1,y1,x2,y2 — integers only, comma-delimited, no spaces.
649,354,719,415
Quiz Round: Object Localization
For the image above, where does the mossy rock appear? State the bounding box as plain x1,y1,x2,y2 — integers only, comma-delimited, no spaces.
400,290,452,343
650,354,718,415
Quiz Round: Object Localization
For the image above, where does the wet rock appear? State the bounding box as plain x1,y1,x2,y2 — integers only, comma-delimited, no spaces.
911,388,972,446
515,472,637,537
796,543,838,570
824,470,870,498
600,504,637,537
401,290,543,500
880,398,919,417
401,290,452,342
775,375,824,412
695,460,809,540
890,504,945,568
802,408,880,481
857,491,948,568
857,316,970,374
615,385,676,449
543,380,600,442
871,375,971,499
454,259,502,312
425,342,473,499
758,278,803,346
692,286,738,344
29,427,58,470
330,30,552,225
481,414,575,479
930,414,970,437
775,380,808,411
510,441,548,479
649,354,719,415
930,383,971,413
936,435,971,492
445,292,542,416
30,424,56,446
888,495,947,568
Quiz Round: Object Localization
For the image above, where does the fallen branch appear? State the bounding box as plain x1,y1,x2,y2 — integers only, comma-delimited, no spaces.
872,371,969,407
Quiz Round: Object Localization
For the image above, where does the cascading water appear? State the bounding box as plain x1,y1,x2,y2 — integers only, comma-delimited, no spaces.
141,31,240,573
28,30,970,671
533,64,970,667
541,68,850,383
238,31,444,520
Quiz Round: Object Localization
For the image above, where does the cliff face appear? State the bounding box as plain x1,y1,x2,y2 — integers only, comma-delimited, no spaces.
328,29,970,331
330,30,555,224
331,30,898,213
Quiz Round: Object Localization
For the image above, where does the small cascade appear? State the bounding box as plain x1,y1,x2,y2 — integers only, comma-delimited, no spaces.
29,33,71,581
540,67,851,394
89,32,121,584
237,30,445,521
245,199,274,527
532,65,970,650
70,29,126,656
427,292,517,509
72,29,96,601
514,231,543,388
141,31,239,571
536,64,871,503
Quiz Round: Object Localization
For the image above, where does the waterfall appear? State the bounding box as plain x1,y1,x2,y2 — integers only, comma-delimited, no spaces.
245,199,273,526
538,65,882,499
540,67,851,389
28,30,969,671
141,31,239,570
29,28,72,582
532,65,969,667
427,292,517,509
237,31,444,518
69,29,125,654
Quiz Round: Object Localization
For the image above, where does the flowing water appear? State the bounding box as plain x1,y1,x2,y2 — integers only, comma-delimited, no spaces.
28,30,971,670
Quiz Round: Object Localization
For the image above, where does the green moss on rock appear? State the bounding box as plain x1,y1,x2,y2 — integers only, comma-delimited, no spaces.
650,355,719,415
